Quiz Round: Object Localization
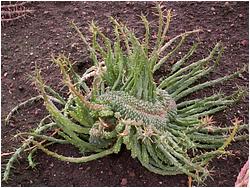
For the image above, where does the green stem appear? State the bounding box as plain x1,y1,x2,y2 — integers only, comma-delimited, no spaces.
16,132,69,144
159,43,220,88
176,93,223,109
153,35,186,72
3,122,55,181
175,68,244,101
33,141,114,163
171,43,198,73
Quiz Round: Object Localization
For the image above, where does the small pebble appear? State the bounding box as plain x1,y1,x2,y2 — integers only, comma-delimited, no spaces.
44,11,49,14
71,43,78,49
239,14,243,18
211,7,215,11
241,40,248,46
159,181,163,184
34,109,41,115
106,27,111,33
224,2,230,7
121,178,128,186
73,7,79,12
18,86,24,91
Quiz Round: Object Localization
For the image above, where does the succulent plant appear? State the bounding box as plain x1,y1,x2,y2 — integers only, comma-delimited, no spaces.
3,4,248,184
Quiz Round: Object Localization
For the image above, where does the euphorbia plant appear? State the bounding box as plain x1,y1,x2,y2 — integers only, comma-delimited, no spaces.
3,4,248,184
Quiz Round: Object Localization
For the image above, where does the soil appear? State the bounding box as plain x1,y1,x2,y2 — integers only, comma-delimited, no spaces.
1,1,249,187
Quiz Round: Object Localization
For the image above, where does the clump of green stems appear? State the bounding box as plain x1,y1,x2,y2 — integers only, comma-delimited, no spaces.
3,4,248,184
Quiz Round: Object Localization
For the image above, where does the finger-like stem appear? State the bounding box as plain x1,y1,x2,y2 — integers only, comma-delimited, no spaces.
175,68,245,101
33,141,114,163
171,43,198,73
2,122,55,181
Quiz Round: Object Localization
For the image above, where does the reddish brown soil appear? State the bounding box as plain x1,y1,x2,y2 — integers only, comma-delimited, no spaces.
1,1,249,187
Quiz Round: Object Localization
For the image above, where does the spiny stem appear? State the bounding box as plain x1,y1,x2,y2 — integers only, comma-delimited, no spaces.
158,29,201,55
153,34,186,72
33,141,114,163
15,132,68,144
5,95,42,125
171,42,198,74
175,67,245,101
2,122,55,181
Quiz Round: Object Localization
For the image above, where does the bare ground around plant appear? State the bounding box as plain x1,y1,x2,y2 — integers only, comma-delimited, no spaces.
1,1,249,186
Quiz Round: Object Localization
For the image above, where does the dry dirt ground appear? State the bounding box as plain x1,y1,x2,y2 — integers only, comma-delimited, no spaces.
1,1,249,187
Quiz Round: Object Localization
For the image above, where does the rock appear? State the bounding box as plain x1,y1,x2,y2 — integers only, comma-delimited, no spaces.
224,2,230,7
71,43,78,51
235,160,249,187
211,7,215,11
34,109,41,115
239,14,243,18
18,86,24,92
241,40,248,46
120,178,128,186
73,7,79,12
44,11,49,14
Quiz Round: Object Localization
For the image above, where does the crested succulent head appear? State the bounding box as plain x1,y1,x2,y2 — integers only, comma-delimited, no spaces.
3,3,248,185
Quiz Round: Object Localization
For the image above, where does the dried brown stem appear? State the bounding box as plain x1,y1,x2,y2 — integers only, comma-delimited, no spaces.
1,2,27,9
1,128,60,157
1,9,34,15
1,14,27,22
1,1,33,22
